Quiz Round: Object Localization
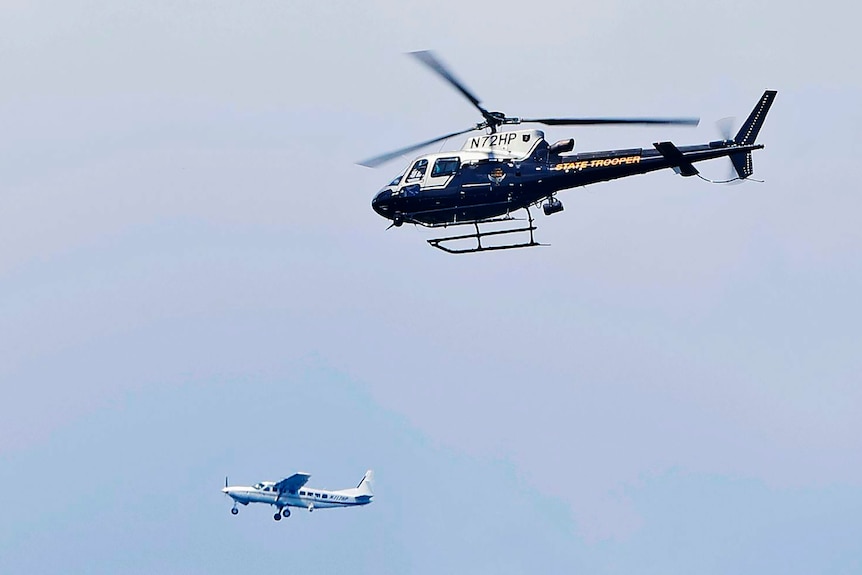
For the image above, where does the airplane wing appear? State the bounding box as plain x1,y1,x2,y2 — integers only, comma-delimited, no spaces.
274,472,311,493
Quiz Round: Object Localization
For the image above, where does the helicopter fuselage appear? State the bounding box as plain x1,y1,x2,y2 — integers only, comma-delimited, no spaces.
371,128,763,227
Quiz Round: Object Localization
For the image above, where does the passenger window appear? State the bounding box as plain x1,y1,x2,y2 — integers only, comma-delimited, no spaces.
405,159,428,183
432,157,460,177
300,491,306,495
322,494,328,499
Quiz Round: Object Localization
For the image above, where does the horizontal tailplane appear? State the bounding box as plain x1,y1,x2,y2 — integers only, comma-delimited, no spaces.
653,141,699,177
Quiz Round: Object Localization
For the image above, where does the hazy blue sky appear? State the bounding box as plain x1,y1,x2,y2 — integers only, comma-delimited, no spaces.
2,1,861,573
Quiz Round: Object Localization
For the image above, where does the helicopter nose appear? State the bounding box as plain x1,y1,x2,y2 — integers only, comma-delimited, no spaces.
372,190,393,218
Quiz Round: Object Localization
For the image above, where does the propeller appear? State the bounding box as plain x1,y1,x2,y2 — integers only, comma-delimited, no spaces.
359,50,700,167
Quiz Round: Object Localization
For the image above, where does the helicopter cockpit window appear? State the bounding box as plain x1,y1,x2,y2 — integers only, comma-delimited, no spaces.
431,157,460,177
405,159,428,183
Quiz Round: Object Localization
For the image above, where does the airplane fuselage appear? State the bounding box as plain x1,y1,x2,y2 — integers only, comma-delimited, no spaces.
224,484,371,510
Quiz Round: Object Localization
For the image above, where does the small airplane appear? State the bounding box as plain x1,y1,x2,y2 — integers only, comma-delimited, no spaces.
360,51,776,254
222,470,374,521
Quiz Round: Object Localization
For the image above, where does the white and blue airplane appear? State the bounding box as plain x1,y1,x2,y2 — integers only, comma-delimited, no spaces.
222,470,374,521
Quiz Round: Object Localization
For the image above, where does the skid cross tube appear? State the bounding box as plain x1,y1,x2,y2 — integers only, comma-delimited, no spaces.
426,207,544,254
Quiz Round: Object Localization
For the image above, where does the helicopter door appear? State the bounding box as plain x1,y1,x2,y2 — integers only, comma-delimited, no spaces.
426,156,460,189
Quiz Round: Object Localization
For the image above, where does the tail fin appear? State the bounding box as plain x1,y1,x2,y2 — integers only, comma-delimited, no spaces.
734,90,777,146
729,151,754,179
729,90,777,179
356,470,374,495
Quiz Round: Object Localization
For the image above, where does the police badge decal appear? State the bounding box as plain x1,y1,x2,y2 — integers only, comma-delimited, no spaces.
488,166,506,185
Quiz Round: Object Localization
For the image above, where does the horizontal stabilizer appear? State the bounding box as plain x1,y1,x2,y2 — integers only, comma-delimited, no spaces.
653,141,699,177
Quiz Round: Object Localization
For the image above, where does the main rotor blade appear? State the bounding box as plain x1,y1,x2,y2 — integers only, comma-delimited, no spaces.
357,126,477,168
409,51,491,119
521,117,700,126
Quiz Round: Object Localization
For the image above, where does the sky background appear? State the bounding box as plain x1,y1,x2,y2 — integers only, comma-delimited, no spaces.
2,1,861,573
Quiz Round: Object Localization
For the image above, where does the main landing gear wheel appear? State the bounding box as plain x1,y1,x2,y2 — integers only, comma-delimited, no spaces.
230,507,238,515
273,511,282,521
281,508,291,518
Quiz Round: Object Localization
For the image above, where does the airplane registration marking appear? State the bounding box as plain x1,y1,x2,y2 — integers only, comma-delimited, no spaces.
553,155,641,171
468,133,519,148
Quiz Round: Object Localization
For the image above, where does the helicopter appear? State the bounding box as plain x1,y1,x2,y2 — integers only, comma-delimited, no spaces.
360,51,776,254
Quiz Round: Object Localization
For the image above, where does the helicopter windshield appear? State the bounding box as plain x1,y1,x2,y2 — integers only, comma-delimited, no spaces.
405,159,428,183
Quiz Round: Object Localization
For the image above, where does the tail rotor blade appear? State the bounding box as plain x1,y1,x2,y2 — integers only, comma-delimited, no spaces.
714,117,743,183
716,116,736,141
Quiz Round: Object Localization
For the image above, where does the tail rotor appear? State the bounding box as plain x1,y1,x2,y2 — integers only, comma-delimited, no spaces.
713,117,743,184
716,116,736,143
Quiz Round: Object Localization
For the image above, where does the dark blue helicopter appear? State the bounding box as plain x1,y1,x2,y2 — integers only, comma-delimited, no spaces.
361,52,776,254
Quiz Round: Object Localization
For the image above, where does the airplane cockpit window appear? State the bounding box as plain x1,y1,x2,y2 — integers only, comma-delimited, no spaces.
432,157,460,177
253,483,264,490
405,159,428,183
388,173,403,187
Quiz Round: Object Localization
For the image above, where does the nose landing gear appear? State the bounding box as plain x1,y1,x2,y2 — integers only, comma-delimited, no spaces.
230,506,238,515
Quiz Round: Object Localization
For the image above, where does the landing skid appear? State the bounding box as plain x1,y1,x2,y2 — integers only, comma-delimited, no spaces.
426,208,544,254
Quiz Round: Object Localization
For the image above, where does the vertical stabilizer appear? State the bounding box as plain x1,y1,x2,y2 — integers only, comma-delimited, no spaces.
729,90,777,179
356,470,374,495
734,90,777,145
730,151,754,179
